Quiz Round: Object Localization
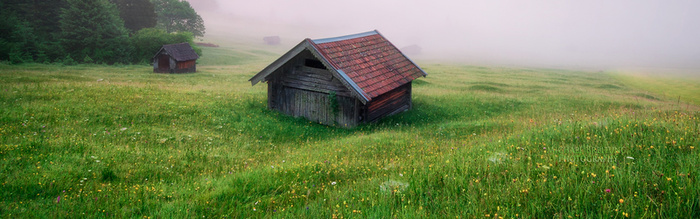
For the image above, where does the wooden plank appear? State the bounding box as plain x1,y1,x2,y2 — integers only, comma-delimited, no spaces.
365,83,412,122
299,66,333,78
367,84,409,111
367,99,408,122
279,87,341,125
268,81,274,109
284,68,341,85
368,90,408,111
282,75,335,87
280,81,352,97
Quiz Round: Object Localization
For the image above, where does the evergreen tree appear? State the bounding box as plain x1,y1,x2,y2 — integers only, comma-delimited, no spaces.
30,0,68,62
110,0,157,33
0,1,39,63
30,0,68,40
1,0,67,62
60,0,132,64
151,0,206,37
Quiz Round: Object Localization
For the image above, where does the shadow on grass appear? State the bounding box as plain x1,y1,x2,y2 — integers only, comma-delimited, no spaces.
217,94,528,144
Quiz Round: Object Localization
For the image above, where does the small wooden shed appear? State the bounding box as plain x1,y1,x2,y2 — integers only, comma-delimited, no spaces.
153,43,199,73
249,30,427,127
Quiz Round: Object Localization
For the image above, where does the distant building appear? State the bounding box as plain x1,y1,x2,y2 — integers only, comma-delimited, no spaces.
153,43,199,73
263,36,281,45
249,30,427,127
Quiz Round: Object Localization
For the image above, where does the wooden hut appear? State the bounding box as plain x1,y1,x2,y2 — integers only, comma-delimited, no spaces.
249,30,427,127
153,43,199,73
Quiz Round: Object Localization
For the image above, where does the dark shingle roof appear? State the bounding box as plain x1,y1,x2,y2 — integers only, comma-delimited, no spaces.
250,30,427,103
159,43,199,61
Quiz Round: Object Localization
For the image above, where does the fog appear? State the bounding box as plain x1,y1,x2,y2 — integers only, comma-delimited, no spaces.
188,0,700,70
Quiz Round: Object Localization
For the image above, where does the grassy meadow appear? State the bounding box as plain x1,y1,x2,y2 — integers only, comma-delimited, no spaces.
1,43,698,218
610,69,700,106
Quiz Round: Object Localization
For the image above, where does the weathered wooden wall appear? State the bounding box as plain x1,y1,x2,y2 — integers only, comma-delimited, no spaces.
267,50,358,127
153,53,196,73
153,54,170,73
363,83,412,122
173,60,196,73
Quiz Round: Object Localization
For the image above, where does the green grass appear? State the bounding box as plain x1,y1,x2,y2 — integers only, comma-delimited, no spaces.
1,47,699,218
610,70,700,106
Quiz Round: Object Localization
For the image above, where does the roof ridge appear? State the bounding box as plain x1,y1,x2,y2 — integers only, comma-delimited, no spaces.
312,30,379,44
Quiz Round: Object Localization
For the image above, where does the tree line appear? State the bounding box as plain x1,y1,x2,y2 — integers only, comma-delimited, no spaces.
0,0,205,65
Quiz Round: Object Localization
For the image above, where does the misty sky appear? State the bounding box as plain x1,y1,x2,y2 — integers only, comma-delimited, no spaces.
189,0,700,69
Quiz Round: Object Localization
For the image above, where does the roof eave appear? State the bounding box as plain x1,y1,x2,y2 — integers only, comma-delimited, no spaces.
312,30,379,44
152,47,166,60
249,40,310,85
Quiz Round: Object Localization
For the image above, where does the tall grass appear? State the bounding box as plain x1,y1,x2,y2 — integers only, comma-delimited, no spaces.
0,50,698,217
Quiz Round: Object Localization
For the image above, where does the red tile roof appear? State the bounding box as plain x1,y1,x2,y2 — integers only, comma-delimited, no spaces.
310,30,427,100
250,30,426,103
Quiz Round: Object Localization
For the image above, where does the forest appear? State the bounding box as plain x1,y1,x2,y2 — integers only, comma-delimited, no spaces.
0,0,205,65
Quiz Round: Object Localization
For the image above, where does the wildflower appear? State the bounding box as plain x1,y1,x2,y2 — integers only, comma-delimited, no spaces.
605,189,611,193
331,181,337,185
120,127,127,131
619,199,624,204
56,196,60,203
